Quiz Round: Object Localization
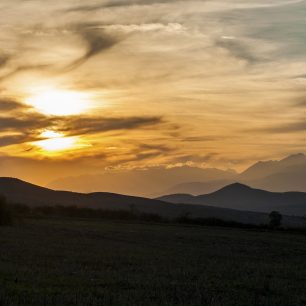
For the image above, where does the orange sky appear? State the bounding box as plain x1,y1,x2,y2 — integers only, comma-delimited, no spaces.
1,0,306,187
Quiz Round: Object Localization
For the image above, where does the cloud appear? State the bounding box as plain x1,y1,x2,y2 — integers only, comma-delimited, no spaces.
0,64,50,83
0,99,28,111
252,119,306,134
66,24,121,70
215,37,260,64
0,101,164,147
0,54,9,67
94,23,185,33
168,153,218,165
0,134,35,147
58,116,164,136
181,136,220,142
294,97,306,107
67,0,177,12
105,0,179,8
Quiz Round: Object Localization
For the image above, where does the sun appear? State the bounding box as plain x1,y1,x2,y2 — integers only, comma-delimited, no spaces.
26,88,91,116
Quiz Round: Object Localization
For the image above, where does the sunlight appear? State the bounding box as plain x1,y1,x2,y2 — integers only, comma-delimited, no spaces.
37,137,77,152
34,130,78,152
40,130,63,139
26,88,91,116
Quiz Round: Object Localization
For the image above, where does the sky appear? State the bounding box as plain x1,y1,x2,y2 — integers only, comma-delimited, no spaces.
1,0,306,187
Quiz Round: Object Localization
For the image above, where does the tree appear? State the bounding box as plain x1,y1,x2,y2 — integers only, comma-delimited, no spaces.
269,211,282,228
0,195,13,226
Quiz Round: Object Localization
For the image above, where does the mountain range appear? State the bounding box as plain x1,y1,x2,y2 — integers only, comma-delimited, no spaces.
158,153,306,196
48,166,237,197
157,183,306,216
47,153,306,196
1,177,306,228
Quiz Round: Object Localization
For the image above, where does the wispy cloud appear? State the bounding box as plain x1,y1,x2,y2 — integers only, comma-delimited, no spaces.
0,0,306,178
67,0,179,12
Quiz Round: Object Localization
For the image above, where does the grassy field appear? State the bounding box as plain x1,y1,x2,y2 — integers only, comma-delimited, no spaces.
1,218,306,306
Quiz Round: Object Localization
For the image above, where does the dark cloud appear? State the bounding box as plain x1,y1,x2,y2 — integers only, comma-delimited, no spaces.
254,119,306,134
182,136,219,142
295,97,306,107
67,0,176,12
59,116,163,136
0,101,164,147
0,134,36,147
137,143,173,153
131,143,174,161
170,153,218,164
0,101,48,147
104,0,176,8
0,99,29,111
0,64,50,83
0,54,9,67
66,25,120,70
215,38,260,64
0,114,50,131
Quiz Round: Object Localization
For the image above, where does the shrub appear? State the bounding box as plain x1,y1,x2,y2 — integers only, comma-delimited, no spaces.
0,195,13,226
269,211,282,228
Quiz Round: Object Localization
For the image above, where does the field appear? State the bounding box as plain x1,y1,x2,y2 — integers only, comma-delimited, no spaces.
1,218,306,306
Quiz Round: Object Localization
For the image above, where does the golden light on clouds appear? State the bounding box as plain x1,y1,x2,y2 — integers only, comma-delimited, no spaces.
1,0,306,189
36,137,77,152
26,88,92,116
34,130,79,153
40,130,63,139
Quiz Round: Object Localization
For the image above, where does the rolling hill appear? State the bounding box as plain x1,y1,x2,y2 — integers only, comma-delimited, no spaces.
1,177,306,227
0,177,164,209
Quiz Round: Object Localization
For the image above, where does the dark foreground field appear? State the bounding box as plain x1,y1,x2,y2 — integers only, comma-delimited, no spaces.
1,218,306,306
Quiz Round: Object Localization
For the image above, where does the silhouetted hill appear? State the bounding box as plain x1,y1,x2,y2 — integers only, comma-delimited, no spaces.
154,179,233,197
158,183,306,216
2,177,306,227
0,177,164,209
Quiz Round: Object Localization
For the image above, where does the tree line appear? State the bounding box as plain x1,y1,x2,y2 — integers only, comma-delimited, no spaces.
0,195,286,230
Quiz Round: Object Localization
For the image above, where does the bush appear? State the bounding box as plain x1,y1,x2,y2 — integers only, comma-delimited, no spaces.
269,211,282,228
0,195,13,226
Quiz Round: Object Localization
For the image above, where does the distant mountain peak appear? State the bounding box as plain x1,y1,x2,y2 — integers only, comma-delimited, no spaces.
281,153,306,163
218,182,252,192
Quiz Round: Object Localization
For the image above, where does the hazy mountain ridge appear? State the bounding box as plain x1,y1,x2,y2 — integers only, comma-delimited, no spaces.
48,166,237,197
46,154,306,197
158,183,306,216
240,153,306,180
159,153,306,195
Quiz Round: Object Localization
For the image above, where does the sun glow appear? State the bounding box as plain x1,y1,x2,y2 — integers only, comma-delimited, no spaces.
37,137,77,152
35,130,78,152
40,130,63,139
27,89,91,116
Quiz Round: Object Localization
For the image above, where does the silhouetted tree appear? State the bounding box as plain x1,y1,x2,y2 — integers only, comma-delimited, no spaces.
175,211,191,223
269,211,282,228
0,195,13,226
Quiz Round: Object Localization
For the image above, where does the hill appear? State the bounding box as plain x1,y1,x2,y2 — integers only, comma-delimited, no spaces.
158,183,306,216
1,177,306,227
0,177,164,209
